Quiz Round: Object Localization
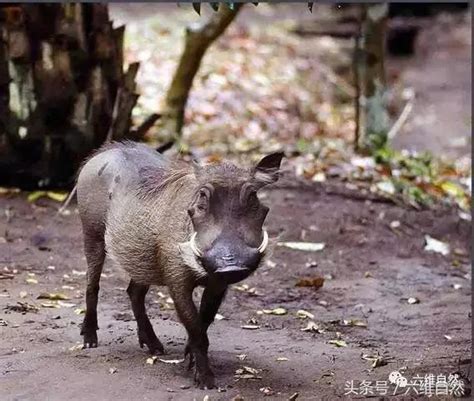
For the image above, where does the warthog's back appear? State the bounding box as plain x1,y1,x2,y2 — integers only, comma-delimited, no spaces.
77,142,168,229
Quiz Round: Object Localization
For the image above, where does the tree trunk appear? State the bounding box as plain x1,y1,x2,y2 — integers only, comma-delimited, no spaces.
159,4,241,141
354,3,390,153
0,4,140,188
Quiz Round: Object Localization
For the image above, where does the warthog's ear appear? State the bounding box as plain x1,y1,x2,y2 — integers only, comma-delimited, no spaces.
253,152,284,185
192,159,202,177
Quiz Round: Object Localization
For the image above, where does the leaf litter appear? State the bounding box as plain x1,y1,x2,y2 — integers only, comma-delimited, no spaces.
295,276,324,289
234,366,263,380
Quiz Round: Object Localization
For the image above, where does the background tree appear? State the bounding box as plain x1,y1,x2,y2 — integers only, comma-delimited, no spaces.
159,3,242,141
0,4,149,188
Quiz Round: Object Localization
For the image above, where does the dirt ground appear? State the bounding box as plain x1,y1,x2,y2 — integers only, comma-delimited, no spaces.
0,176,471,400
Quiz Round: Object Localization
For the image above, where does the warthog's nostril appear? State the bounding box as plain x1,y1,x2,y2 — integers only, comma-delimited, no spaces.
221,255,235,262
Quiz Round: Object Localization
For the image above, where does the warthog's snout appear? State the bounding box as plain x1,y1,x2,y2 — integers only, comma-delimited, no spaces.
199,234,266,284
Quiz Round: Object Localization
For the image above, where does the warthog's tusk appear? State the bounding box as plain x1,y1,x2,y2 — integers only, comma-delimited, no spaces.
190,232,203,258
257,229,269,254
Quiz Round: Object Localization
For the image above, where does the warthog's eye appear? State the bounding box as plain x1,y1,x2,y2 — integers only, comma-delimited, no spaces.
188,187,211,218
196,189,209,212
247,191,260,211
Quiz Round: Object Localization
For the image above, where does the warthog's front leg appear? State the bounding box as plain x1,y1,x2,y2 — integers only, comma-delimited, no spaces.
169,283,215,389
185,286,227,371
200,286,227,331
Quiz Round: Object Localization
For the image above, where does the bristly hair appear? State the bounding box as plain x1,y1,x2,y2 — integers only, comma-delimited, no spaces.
195,162,252,188
136,161,194,200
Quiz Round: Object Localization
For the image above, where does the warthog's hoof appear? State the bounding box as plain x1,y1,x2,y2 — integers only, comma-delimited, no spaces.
82,330,98,348
184,343,195,370
138,330,165,355
194,369,216,390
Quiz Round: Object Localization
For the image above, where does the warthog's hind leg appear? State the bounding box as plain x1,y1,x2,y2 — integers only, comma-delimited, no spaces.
127,280,164,355
81,235,105,348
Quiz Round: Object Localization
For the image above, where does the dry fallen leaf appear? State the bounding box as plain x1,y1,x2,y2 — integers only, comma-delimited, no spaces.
241,325,260,330
362,353,388,368
26,278,38,284
7,302,39,313
235,366,262,380
407,297,420,304
261,307,287,316
41,302,61,309
278,241,325,252
276,357,289,361
375,180,396,195
109,367,118,374
74,308,86,315
296,310,314,320
215,313,226,321
341,319,367,328
312,172,326,183
72,270,87,276
295,277,324,289
46,191,68,202
424,235,450,256
259,387,275,396
237,354,247,361
233,284,262,296
158,358,184,364
328,339,347,348
389,220,401,229
58,301,76,308
146,356,159,365
301,321,323,333
69,343,84,351
37,292,70,301
19,291,28,299
27,191,46,203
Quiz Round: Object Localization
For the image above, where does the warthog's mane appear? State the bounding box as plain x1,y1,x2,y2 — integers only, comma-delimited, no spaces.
138,161,253,199
136,161,194,200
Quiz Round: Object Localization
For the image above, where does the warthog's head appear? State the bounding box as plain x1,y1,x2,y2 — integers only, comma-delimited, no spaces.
188,153,283,284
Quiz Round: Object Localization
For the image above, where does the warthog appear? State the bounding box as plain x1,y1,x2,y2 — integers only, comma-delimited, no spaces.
76,141,283,388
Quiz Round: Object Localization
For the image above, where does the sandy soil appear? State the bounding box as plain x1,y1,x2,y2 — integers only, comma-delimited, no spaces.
0,178,470,400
